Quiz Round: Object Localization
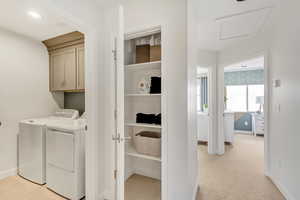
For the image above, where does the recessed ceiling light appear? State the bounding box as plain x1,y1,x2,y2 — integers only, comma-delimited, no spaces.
27,11,42,19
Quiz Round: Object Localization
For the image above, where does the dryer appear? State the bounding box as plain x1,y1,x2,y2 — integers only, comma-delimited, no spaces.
18,109,79,184
46,113,86,200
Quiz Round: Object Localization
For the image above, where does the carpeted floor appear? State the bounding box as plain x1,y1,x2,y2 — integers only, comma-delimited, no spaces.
197,134,285,200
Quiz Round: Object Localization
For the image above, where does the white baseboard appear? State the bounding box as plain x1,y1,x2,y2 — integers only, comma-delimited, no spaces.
0,168,17,180
98,192,105,200
133,169,161,181
192,173,199,200
234,130,253,135
268,174,296,200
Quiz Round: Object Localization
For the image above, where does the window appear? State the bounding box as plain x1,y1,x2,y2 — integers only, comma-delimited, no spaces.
248,85,264,112
197,78,201,111
197,76,208,112
225,84,264,112
226,85,247,112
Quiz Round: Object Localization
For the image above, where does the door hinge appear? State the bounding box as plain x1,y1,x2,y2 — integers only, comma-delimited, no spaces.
112,50,117,61
113,37,118,61
112,134,122,143
114,169,117,179
114,109,117,120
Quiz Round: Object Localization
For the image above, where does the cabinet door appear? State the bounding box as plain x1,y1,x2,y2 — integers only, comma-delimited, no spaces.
50,49,76,91
76,46,85,90
50,51,65,91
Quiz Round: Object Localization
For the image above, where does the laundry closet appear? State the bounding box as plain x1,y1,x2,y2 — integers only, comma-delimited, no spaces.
123,28,162,198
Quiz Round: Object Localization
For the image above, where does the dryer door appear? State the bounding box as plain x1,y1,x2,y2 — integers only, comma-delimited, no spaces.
46,130,75,172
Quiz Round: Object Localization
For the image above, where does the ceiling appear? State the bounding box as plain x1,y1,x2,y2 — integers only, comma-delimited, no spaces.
0,0,277,45
197,0,277,50
0,0,77,41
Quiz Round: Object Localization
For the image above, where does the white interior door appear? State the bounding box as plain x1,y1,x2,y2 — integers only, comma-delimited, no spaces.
113,6,125,200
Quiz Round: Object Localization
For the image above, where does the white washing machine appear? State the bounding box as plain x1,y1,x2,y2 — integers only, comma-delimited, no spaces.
18,109,79,184
46,113,86,200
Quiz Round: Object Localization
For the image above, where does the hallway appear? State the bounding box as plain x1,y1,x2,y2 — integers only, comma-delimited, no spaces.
197,134,285,200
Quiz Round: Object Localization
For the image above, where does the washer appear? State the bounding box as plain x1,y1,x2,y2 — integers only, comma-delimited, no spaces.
18,109,79,185
46,113,86,200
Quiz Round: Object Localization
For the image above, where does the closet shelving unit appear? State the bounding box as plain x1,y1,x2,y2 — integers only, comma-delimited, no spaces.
125,122,162,129
125,93,161,97
124,29,162,181
126,145,161,162
125,61,161,70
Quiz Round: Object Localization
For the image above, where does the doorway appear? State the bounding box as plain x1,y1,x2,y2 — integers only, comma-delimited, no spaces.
114,26,163,200
197,55,280,200
218,56,268,164
197,67,210,150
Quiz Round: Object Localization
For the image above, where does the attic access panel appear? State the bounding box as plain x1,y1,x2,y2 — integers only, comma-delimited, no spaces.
217,7,272,40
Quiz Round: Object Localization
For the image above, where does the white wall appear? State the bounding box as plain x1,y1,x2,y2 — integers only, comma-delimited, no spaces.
122,0,196,199
0,28,63,179
187,0,201,198
218,36,268,68
268,1,300,199
216,2,300,198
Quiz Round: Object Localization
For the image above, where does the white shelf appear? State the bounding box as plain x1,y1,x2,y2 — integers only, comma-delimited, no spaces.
125,61,161,70
126,93,161,97
125,122,162,129
126,145,161,162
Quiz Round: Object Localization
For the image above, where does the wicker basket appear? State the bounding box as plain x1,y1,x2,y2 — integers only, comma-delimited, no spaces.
133,131,161,157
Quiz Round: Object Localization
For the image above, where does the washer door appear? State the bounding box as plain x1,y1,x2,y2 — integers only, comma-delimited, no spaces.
46,130,75,172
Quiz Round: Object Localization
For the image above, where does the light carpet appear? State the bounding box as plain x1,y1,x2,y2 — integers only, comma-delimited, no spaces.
197,134,285,200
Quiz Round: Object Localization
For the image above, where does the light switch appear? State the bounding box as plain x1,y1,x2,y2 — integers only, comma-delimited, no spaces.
273,79,281,88
276,104,281,112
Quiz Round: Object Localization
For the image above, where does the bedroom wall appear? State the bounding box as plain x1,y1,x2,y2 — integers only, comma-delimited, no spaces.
187,0,201,198
0,28,63,179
